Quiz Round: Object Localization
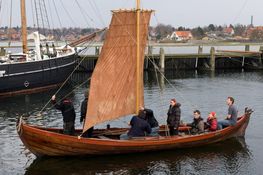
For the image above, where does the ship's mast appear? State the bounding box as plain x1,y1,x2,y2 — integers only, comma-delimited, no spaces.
136,0,141,114
21,0,28,54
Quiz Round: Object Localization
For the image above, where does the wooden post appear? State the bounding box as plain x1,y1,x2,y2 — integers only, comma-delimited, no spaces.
245,45,250,52
210,47,215,71
148,45,153,55
195,46,203,69
242,56,245,68
159,48,165,72
198,45,203,54
95,46,100,55
243,43,250,68
0,47,6,56
258,46,263,67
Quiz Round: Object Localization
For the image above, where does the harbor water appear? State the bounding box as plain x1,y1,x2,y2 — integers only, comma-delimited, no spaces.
0,70,263,175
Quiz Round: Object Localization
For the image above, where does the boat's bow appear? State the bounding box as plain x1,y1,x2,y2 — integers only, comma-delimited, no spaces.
235,107,253,137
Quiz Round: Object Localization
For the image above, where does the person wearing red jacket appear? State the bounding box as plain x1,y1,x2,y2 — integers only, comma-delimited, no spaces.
206,112,218,131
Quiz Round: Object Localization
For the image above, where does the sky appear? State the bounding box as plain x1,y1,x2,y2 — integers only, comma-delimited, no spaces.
0,0,262,29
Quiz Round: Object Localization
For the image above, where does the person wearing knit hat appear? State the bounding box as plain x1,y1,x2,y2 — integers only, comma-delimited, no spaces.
166,98,181,136
206,111,218,131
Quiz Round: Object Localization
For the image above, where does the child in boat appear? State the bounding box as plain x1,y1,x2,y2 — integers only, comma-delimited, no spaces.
206,112,218,131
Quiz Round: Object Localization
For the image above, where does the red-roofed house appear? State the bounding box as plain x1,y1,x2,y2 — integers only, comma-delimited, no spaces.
223,27,235,36
170,31,193,41
245,26,263,38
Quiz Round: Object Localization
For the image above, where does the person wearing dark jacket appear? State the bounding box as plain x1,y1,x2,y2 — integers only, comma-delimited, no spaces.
120,110,152,140
167,98,181,136
186,110,204,134
80,92,93,138
141,107,159,136
51,95,76,135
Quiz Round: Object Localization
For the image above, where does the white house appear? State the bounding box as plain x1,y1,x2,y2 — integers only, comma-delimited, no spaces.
170,31,193,41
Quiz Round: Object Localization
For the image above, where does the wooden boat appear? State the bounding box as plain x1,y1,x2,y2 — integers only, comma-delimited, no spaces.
17,0,253,157
17,109,252,157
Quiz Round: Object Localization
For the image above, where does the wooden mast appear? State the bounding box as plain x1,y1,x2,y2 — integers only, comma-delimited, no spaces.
136,0,141,114
21,0,28,54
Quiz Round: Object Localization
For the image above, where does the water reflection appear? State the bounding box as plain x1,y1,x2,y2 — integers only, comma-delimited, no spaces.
25,138,252,175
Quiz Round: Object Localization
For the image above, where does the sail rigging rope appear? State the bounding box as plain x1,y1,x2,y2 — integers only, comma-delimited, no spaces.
40,75,92,115
33,0,40,32
51,0,65,44
0,0,3,27
231,0,249,24
149,46,170,137
42,0,51,34
74,0,92,28
35,0,51,36
101,10,198,133
52,0,63,30
95,11,195,129
46,0,55,38
30,0,36,27
38,40,96,114
59,0,78,27
0,0,2,14
87,0,106,28
114,11,197,110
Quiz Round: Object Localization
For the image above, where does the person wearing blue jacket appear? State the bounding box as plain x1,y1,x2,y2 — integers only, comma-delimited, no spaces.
120,110,152,140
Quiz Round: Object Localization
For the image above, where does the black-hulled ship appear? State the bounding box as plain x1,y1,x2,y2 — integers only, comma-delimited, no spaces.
0,43,76,97
0,0,76,97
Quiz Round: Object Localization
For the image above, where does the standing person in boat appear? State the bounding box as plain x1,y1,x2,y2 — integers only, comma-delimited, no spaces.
51,95,76,135
80,91,93,138
167,99,181,136
217,96,238,130
140,107,159,136
185,110,204,134
120,110,152,140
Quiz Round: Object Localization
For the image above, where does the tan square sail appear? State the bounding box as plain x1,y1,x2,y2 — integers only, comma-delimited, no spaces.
83,10,152,131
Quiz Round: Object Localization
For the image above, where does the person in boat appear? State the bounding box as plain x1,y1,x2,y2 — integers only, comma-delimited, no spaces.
51,95,76,135
217,96,238,130
140,107,159,136
205,111,218,131
167,98,181,136
185,110,204,134
120,110,152,140
80,91,94,138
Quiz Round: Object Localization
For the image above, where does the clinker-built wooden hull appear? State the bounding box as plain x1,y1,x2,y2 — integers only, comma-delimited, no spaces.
17,109,252,157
